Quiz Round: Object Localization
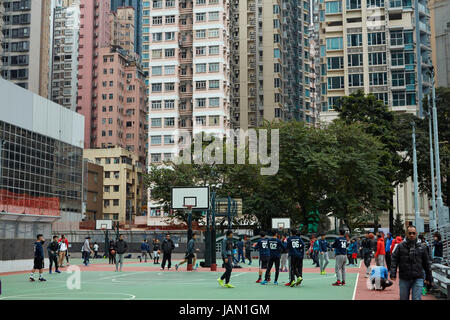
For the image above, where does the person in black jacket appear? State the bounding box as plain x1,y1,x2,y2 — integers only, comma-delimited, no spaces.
432,233,443,263
390,225,432,300
47,236,61,274
108,240,116,264
114,234,128,272
161,234,175,270
360,232,374,277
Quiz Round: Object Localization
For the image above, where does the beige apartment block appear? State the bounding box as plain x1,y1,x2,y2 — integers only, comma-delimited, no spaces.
110,6,136,56
84,147,144,224
319,0,432,125
429,0,450,87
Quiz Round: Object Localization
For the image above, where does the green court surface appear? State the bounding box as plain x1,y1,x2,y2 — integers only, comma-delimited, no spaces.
0,260,358,300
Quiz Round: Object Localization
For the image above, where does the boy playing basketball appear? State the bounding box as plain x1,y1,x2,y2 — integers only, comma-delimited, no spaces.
29,234,46,282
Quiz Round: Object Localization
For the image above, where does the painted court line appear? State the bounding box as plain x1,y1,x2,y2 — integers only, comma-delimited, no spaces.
352,273,359,300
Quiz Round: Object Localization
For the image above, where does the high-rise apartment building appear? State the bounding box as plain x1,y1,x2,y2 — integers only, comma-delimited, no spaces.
84,147,144,224
430,0,450,87
1,0,51,97
229,0,312,130
77,0,147,164
147,0,231,164
318,0,432,123
49,0,81,111
110,6,136,56
0,2,4,73
77,0,111,149
110,0,143,57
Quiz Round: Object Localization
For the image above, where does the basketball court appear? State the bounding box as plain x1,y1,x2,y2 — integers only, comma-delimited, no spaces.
0,258,359,300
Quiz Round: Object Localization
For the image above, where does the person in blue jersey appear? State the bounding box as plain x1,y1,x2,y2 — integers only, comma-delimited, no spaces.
261,230,285,285
254,231,270,283
312,236,320,267
318,233,330,275
218,230,235,288
285,229,305,287
29,234,46,282
369,265,393,291
331,230,348,286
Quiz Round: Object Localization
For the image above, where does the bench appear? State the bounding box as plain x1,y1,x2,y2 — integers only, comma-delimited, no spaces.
431,264,450,300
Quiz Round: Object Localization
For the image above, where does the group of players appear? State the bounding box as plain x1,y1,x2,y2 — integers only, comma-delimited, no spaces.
218,229,350,288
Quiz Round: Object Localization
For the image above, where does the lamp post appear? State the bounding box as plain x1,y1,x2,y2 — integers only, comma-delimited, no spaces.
411,122,423,232
426,96,437,230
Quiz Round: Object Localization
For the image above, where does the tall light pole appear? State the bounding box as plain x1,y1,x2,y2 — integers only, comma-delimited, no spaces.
426,96,436,230
411,122,423,232
430,67,450,226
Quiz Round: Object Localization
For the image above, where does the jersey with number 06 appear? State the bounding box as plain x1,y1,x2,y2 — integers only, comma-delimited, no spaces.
332,237,348,255
287,236,305,258
255,238,270,257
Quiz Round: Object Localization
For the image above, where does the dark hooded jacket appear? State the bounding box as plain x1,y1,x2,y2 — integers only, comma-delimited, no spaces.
390,238,432,282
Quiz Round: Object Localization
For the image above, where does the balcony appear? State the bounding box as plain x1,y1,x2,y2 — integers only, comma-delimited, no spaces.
419,21,430,34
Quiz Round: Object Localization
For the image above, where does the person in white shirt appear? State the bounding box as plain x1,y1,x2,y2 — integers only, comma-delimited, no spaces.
93,242,99,258
58,235,69,268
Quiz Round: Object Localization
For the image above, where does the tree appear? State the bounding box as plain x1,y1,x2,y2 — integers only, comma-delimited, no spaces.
392,213,405,237
321,121,391,233
335,90,405,232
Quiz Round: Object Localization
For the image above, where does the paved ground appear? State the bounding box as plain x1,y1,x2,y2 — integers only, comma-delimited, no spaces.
0,258,436,300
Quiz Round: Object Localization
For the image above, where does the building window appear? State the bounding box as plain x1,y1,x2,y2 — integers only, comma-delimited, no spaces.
209,11,219,21
166,15,175,24
209,80,220,89
165,82,175,91
152,33,163,42
348,74,364,87
196,98,206,108
152,66,162,75
151,118,162,127
348,53,363,67
196,116,206,125
209,115,220,126
164,135,175,144
326,37,343,50
369,72,387,86
196,12,206,22
196,63,207,73
209,97,220,107
327,76,345,89
209,63,220,72
368,52,386,65
368,32,385,45
165,32,175,41
153,0,162,8
347,34,362,47
152,49,162,58
196,46,206,55
325,1,342,13
164,100,175,109
196,30,206,39
165,65,175,74
391,51,404,66
151,136,162,145
152,16,162,25
196,81,206,90
164,49,175,57
209,46,219,55
152,83,162,92
393,91,406,106
113,185,119,192
346,0,361,9
164,117,175,127
390,31,404,46
208,29,219,38
392,71,405,86
151,100,162,109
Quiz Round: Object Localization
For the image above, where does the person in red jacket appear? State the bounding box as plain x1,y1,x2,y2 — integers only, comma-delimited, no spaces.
58,235,69,268
375,233,386,267
390,236,403,254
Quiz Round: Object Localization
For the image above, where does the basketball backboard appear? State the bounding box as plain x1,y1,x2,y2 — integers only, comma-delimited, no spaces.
171,186,210,210
95,219,113,230
271,218,291,230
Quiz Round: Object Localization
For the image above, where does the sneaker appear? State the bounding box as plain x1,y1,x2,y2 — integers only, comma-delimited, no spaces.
256,278,262,283
342,281,346,286
55,270,61,274
39,277,47,282
290,280,297,287
268,278,271,282
168,267,171,270
261,280,268,285
274,281,278,285
160,267,164,270
49,270,52,274
285,282,292,286
217,278,225,287
224,283,235,288
332,281,342,286
175,264,179,271
29,277,35,282
295,277,303,286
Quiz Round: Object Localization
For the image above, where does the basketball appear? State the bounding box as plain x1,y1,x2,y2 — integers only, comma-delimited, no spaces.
110,250,116,255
